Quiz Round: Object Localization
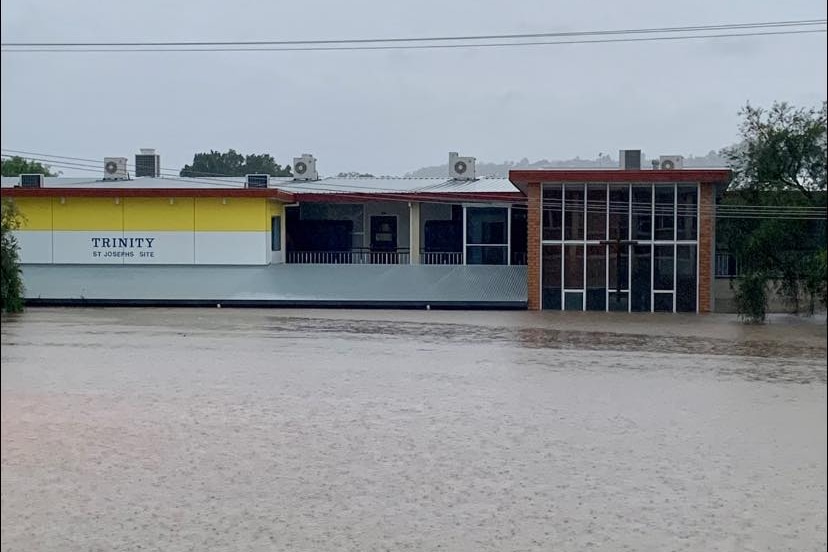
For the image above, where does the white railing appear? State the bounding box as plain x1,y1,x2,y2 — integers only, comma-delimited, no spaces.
421,251,463,265
287,250,410,265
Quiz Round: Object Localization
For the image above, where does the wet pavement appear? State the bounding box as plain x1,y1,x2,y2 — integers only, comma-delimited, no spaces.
1,308,826,551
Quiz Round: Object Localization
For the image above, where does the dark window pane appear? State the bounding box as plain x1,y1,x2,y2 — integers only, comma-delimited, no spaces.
677,185,698,241
586,245,606,311
654,186,674,241
466,246,507,265
609,292,628,312
564,292,583,311
271,216,281,251
653,245,674,290
542,245,562,310
632,185,652,241
510,207,527,263
543,290,562,310
676,244,697,312
587,185,606,241
631,244,651,312
542,185,562,241
565,184,585,241
609,185,629,240
564,244,584,289
654,293,673,312
467,207,507,245
608,244,629,291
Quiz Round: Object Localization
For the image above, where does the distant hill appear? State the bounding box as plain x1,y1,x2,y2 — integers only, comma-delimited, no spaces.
406,151,728,178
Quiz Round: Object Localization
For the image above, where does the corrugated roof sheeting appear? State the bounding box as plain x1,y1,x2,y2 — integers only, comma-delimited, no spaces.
20,264,528,306
2,175,521,195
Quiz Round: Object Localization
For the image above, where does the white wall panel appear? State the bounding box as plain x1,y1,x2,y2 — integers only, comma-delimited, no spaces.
194,232,269,265
122,231,195,265
53,231,125,264
15,231,53,264
27,231,269,265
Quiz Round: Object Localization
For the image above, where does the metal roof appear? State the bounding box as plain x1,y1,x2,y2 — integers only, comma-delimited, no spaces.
0,176,286,189
1,175,522,196
278,176,520,195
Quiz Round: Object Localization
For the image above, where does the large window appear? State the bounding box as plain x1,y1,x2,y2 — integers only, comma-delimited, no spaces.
542,186,562,241
541,183,699,312
542,245,562,309
677,186,698,241
465,207,509,265
564,185,585,241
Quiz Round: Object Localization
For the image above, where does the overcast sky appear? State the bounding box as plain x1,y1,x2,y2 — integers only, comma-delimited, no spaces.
1,0,826,177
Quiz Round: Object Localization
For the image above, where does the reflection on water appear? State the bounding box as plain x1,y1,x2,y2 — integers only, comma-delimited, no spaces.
2,308,826,551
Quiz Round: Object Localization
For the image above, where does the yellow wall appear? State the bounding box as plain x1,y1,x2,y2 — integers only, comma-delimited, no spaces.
124,197,194,231
52,197,123,231
194,198,269,232
11,197,52,230
11,196,283,232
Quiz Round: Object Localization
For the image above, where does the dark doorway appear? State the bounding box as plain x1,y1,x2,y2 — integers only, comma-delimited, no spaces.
370,216,398,252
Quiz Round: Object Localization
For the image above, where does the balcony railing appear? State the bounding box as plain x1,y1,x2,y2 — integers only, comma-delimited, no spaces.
287,249,529,266
287,249,410,265
421,251,463,265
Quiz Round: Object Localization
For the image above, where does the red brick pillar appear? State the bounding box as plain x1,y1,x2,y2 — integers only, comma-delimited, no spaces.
697,183,715,313
526,183,541,310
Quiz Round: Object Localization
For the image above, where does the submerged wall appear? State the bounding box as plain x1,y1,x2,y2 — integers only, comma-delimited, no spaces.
20,264,528,307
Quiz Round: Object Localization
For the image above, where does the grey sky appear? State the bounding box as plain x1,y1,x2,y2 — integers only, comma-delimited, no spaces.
1,0,826,176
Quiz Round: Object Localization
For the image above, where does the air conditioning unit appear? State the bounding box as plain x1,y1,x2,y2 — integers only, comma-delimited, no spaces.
19,173,44,188
135,148,161,177
293,154,318,181
103,157,128,180
246,174,269,188
449,152,476,180
659,155,684,170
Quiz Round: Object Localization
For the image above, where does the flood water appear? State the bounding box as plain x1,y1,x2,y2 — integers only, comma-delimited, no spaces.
2,308,826,551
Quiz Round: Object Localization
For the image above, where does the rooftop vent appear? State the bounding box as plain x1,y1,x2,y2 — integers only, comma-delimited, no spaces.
246,174,269,188
135,148,161,177
619,150,641,170
19,173,44,188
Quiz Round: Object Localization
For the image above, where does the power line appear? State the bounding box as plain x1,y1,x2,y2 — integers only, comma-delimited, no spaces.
5,159,825,220
5,151,825,212
3,19,823,47
2,28,824,53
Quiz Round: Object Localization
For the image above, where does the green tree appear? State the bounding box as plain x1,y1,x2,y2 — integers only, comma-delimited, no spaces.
1,156,56,177
180,150,292,177
1,199,24,313
721,101,827,322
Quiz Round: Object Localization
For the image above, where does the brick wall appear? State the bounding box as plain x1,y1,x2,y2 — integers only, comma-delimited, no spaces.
527,183,541,310
698,183,715,313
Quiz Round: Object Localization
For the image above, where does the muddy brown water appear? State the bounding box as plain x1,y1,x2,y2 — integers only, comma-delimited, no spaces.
2,308,826,551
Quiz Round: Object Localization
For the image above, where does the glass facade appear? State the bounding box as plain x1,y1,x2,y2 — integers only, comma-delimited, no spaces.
465,207,509,265
540,183,699,312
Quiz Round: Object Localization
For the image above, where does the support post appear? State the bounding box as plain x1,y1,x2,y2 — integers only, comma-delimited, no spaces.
409,202,420,264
